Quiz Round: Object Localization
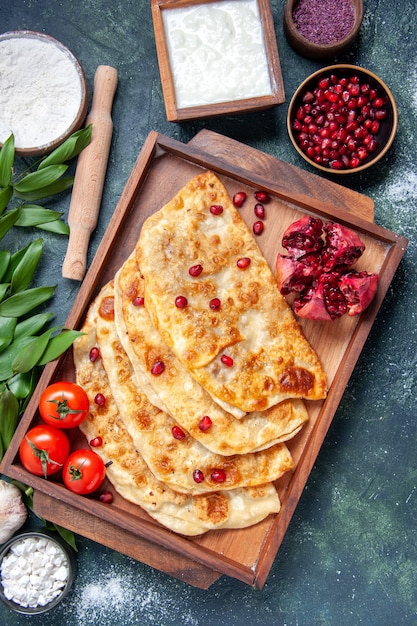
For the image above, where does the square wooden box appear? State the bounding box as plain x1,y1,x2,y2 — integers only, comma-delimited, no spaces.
151,0,285,121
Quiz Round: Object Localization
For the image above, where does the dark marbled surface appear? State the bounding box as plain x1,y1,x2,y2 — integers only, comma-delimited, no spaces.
0,1,416,624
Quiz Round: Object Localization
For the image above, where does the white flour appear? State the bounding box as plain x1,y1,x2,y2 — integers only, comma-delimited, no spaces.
0,35,83,149
70,560,199,625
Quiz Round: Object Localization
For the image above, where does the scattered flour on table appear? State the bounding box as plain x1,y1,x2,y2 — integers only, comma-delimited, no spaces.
379,165,417,258
70,560,199,625
377,54,417,253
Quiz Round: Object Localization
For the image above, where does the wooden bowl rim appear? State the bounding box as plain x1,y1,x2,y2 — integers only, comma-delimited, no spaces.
284,0,364,56
0,30,88,157
287,63,398,175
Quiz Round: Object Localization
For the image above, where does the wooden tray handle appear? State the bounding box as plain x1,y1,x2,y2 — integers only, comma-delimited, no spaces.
62,65,118,280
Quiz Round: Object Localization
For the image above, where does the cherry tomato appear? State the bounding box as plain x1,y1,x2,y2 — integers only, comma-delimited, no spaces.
62,449,106,495
19,425,70,478
39,382,89,429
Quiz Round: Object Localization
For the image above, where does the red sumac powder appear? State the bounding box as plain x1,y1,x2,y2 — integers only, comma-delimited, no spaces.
292,0,355,45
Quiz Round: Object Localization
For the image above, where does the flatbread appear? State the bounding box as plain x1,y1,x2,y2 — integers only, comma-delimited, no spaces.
73,298,281,536
136,170,327,414
114,254,309,456
93,281,294,494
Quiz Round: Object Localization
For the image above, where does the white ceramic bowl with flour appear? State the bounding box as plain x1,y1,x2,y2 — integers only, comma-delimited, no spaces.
0,31,88,156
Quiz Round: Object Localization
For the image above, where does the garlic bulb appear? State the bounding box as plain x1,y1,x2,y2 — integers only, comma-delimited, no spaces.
0,479,27,544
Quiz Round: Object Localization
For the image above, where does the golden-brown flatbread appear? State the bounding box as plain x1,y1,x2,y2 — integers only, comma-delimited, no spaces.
136,170,327,415
93,281,294,495
73,298,281,536
114,255,309,456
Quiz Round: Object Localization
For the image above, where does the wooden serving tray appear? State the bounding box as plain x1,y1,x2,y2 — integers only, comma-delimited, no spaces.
152,0,285,121
1,130,407,590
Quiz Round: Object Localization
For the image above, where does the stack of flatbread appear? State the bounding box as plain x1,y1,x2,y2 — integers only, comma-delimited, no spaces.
73,171,327,536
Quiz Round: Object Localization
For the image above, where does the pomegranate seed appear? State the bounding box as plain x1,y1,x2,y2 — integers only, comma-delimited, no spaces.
236,257,251,269
210,204,223,215
254,203,265,219
199,415,213,431
357,147,369,161
175,295,188,309
232,191,247,208
296,106,305,120
372,97,384,108
357,95,368,108
210,468,226,483
325,90,339,103
221,354,234,367
151,360,165,375
133,296,144,306
89,347,100,362
348,83,360,97
374,109,388,120
254,190,270,203
370,120,380,134
189,264,203,277
253,220,264,236
94,393,106,406
193,469,205,483
302,90,314,102
90,436,103,447
172,425,186,440
99,491,113,504
209,298,221,310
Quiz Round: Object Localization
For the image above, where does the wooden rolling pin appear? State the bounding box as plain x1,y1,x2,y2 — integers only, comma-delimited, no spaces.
62,65,118,280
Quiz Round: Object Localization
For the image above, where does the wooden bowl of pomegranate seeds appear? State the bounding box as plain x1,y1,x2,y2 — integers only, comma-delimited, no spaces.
287,64,398,175
283,0,364,60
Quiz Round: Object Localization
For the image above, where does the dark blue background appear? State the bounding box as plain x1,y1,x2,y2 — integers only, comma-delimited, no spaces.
1,1,416,624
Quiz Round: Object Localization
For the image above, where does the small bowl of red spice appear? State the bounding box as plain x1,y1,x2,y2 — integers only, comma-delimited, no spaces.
284,0,364,60
287,64,398,174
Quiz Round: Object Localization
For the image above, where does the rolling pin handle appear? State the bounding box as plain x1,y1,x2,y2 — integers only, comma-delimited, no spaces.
62,65,118,280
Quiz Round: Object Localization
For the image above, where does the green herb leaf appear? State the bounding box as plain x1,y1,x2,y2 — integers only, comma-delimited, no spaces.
18,369,39,414
35,219,70,235
14,312,54,339
3,246,27,283
0,283,10,302
0,133,15,188
7,371,36,400
14,176,74,201
38,124,92,169
15,205,65,227
13,164,68,194
38,329,84,365
0,316,17,351
0,285,56,317
0,207,22,241
52,524,78,551
0,388,19,450
0,335,35,381
11,238,43,294
0,251,11,282
11,327,55,374
0,186,13,215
